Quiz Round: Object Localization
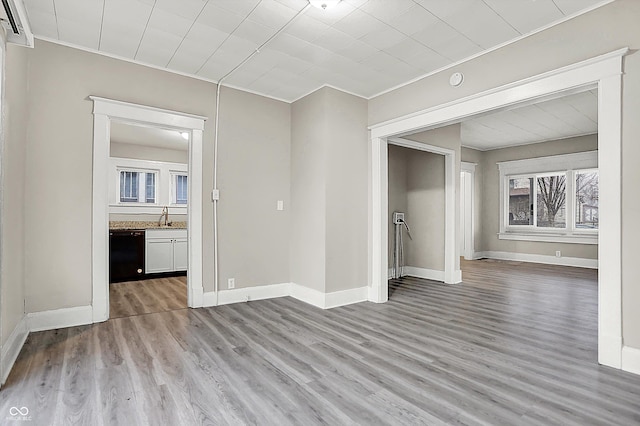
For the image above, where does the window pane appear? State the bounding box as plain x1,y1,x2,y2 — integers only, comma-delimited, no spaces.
576,171,598,229
509,178,533,225
120,171,138,202
145,173,155,204
176,175,188,204
536,175,566,228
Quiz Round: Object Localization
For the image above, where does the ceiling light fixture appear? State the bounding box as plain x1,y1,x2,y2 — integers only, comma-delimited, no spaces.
309,0,341,10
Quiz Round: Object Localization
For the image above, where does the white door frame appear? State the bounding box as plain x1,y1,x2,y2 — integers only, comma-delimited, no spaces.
460,162,476,260
369,48,628,371
90,97,206,322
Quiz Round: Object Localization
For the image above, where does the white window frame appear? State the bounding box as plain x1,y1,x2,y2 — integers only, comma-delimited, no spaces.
498,150,598,244
116,167,159,205
109,156,187,214
170,171,188,206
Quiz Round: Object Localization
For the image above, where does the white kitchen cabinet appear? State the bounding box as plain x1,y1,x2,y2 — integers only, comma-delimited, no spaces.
145,229,188,274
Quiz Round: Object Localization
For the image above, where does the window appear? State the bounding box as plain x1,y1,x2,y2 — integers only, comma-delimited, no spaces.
173,174,188,205
118,170,157,204
498,151,598,244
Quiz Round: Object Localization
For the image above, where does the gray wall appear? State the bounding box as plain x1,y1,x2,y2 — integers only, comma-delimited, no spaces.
388,141,449,273
406,150,445,271
478,135,598,259
291,87,368,293
1,44,28,347
22,40,291,312
290,88,327,292
110,141,188,164
388,145,408,269
217,87,291,289
370,0,640,349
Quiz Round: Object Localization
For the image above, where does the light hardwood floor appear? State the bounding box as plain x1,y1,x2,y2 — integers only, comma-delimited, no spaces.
1,260,640,425
109,276,187,319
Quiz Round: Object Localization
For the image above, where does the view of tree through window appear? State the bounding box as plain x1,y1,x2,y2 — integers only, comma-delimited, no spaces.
536,174,566,228
576,171,599,229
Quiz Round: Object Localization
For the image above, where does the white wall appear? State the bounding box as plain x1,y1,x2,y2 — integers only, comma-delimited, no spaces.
1,44,27,347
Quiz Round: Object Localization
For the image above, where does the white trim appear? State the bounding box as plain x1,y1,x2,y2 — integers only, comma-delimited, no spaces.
290,283,369,309
498,232,597,245
497,151,597,175
369,49,626,371
621,346,640,376
27,306,93,332
0,316,28,385
370,48,627,134
460,162,475,260
91,97,206,321
404,266,444,282
211,283,290,306
476,251,598,269
290,83,369,104
289,283,326,309
324,286,369,309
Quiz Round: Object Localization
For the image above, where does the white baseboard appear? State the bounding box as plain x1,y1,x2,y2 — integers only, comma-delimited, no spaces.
403,266,445,281
1,315,29,385
325,286,369,309
622,346,640,376
290,283,369,309
476,251,598,269
290,283,325,308
27,305,93,332
216,283,290,306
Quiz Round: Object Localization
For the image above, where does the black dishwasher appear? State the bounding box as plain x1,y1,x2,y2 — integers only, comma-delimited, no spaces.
109,230,145,283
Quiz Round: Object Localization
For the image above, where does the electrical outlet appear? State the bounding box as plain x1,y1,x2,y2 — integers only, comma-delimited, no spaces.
555,251,561,258
228,278,235,289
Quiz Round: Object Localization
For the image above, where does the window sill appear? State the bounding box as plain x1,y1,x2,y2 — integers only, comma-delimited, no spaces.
498,232,598,245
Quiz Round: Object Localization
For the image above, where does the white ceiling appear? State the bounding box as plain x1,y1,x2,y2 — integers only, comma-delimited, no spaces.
111,121,189,151
23,0,607,102
460,90,598,150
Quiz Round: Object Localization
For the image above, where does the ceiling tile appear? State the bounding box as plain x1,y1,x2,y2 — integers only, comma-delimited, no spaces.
411,21,482,61
54,0,103,27
266,33,309,55
332,9,386,39
135,27,183,67
197,2,245,34
214,0,262,16
24,10,58,39
388,4,439,36
283,15,330,42
56,17,101,49
483,0,563,34
154,0,207,21
305,1,356,25
146,7,193,38
553,0,602,16
249,0,300,29
359,25,407,51
167,24,228,74
335,39,378,62
358,0,415,21
313,27,357,52
24,0,55,16
234,19,274,45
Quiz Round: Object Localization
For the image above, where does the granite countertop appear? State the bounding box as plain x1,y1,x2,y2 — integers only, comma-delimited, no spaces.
109,221,187,230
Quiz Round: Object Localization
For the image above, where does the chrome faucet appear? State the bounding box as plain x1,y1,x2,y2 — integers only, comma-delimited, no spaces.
158,206,169,226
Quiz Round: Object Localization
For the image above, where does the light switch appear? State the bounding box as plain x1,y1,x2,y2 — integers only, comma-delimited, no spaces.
277,200,284,211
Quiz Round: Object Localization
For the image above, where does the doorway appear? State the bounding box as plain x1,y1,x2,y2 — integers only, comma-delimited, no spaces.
369,49,626,370
91,97,206,322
